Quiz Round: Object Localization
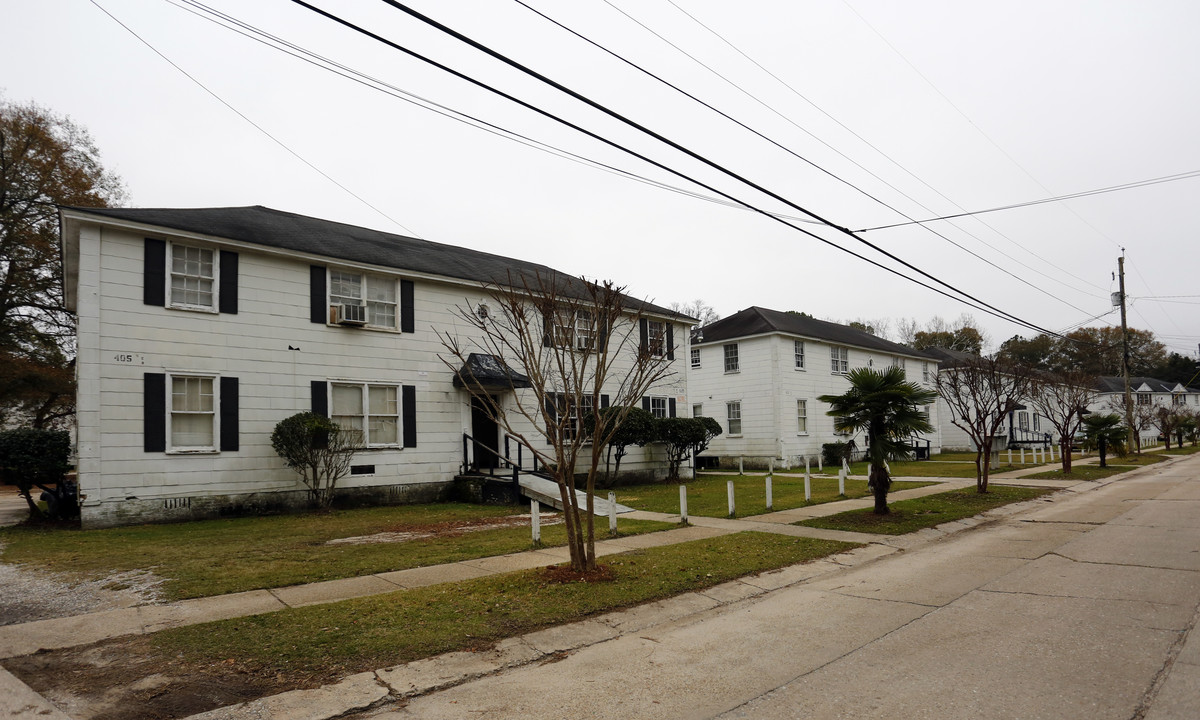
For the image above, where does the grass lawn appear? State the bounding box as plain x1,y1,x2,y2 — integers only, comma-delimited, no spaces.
0,503,671,600
152,531,858,678
616,474,932,518
1101,452,1170,467
1023,465,1137,481
1163,445,1200,456
841,460,1022,479
931,451,1085,464
795,485,1054,535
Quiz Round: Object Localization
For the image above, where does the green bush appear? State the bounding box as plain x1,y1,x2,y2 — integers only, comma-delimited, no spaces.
0,428,75,520
271,413,361,507
655,416,722,480
822,442,851,467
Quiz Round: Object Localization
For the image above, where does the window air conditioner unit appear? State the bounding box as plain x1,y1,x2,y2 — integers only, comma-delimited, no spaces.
333,303,367,326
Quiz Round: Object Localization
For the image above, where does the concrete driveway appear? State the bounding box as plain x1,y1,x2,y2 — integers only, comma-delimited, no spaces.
361,455,1200,720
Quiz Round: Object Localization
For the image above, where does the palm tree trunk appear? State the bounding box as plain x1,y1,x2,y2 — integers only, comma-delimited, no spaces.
870,463,889,514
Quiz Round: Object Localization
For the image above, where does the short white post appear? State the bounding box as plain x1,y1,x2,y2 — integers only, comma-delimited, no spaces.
608,491,617,534
738,456,744,475
530,499,541,543
838,467,846,496
818,455,823,472
1020,448,1026,464
679,484,688,524
769,457,774,474
766,474,773,510
804,457,812,502
1007,448,1013,465
727,479,736,517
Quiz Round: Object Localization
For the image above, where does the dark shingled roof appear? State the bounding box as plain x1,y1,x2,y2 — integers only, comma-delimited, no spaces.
920,346,980,366
65,205,688,320
1095,376,1199,394
696,306,937,359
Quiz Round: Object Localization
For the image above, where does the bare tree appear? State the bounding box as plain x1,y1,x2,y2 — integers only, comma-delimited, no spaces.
895,317,921,346
441,272,677,573
669,299,719,327
935,355,1035,492
1152,404,1186,450
1105,396,1156,454
1027,370,1098,473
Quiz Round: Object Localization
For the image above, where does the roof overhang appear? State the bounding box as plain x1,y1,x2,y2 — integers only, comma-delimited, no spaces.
453,353,531,390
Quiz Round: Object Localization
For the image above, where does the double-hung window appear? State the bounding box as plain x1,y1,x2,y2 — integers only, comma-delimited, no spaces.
727,401,742,435
922,362,930,382
830,346,849,374
650,396,669,419
797,399,808,433
893,357,906,376
724,343,739,373
692,402,703,418
170,375,215,449
330,271,397,329
646,320,666,357
1018,411,1030,431
553,310,595,351
170,244,215,310
332,382,400,446
1173,394,1186,406
690,347,701,369
794,340,806,370
1033,413,1040,431
1137,393,1152,406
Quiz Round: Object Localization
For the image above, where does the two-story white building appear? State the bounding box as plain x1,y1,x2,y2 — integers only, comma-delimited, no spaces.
61,205,690,528
688,307,941,469
1091,376,1200,447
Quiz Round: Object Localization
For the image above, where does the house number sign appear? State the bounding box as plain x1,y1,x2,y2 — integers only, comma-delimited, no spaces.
112,353,145,365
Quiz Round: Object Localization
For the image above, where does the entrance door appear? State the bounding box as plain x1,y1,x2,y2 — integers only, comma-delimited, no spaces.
471,396,500,471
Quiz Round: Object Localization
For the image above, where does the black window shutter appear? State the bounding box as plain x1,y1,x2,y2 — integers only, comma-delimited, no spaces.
400,280,415,333
310,266,326,324
402,385,417,447
601,394,610,409
666,324,675,360
218,251,238,314
597,317,608,352
144,239,166,307
639,318,649,353
220,376,239,451
311,381,328,417
545,393,558,444
669,398,677,418
144,373,166,452
642,396,651,412
542,306,554,347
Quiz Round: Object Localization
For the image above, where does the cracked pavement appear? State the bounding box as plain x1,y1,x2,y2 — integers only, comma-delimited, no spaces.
344,454,1200,720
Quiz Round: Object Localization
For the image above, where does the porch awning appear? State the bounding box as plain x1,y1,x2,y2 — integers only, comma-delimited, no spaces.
452,353,531,390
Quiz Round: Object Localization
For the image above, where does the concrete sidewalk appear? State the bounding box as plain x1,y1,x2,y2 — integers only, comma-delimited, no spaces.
1,454,1191,718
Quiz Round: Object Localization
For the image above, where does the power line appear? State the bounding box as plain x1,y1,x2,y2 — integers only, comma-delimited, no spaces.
856,169,1200,232
168,0,825,228
88,0,420,237
289,0,1060,336
512,0,1093,315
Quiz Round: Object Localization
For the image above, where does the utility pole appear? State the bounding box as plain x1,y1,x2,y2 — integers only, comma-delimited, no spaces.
1118,253,1135,452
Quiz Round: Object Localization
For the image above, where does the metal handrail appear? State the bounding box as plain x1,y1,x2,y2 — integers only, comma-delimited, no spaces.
462,432,542,485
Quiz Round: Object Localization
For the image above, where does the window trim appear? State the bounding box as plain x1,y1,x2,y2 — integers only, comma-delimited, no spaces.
649,396,669,419
796,398,808,435
329,381,402,448
724,343,740,374
692,402,703,418
794,340,806,370
327,269,400,331
646,320,667,357
726,400,742,436
690,346,701,369
166,372,219,453
830,345,849,374
167,242,219,313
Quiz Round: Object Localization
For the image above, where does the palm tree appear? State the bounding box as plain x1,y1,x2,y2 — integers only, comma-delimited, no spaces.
819,366,937,514
1081,413,1127,467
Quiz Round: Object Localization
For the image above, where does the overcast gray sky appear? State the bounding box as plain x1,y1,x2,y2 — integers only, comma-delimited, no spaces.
5,0,1198,357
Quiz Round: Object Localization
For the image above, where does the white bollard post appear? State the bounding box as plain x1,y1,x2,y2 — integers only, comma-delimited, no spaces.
818,455,823,472
1020,448,1026,464
838,467,846,496
679,485,688,524
739,456,744,475
1007,448,1013,466
766,474,773,510
804,457,812,502
727,479,736,517
608,491,617,534
531,499,540,543
769,458,774,474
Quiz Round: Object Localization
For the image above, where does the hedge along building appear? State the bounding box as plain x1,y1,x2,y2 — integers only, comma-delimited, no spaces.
60,206,692,528
687,307,941,470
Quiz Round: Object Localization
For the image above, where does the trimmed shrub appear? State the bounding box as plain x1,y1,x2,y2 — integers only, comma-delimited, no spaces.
0,428,75,520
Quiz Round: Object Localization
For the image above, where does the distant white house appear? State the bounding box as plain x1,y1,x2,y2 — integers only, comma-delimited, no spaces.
60,205,691,528
1090,376,1200,447
687,307,941,469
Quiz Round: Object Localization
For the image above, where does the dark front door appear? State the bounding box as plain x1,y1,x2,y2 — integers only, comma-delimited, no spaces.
471,396,500,471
